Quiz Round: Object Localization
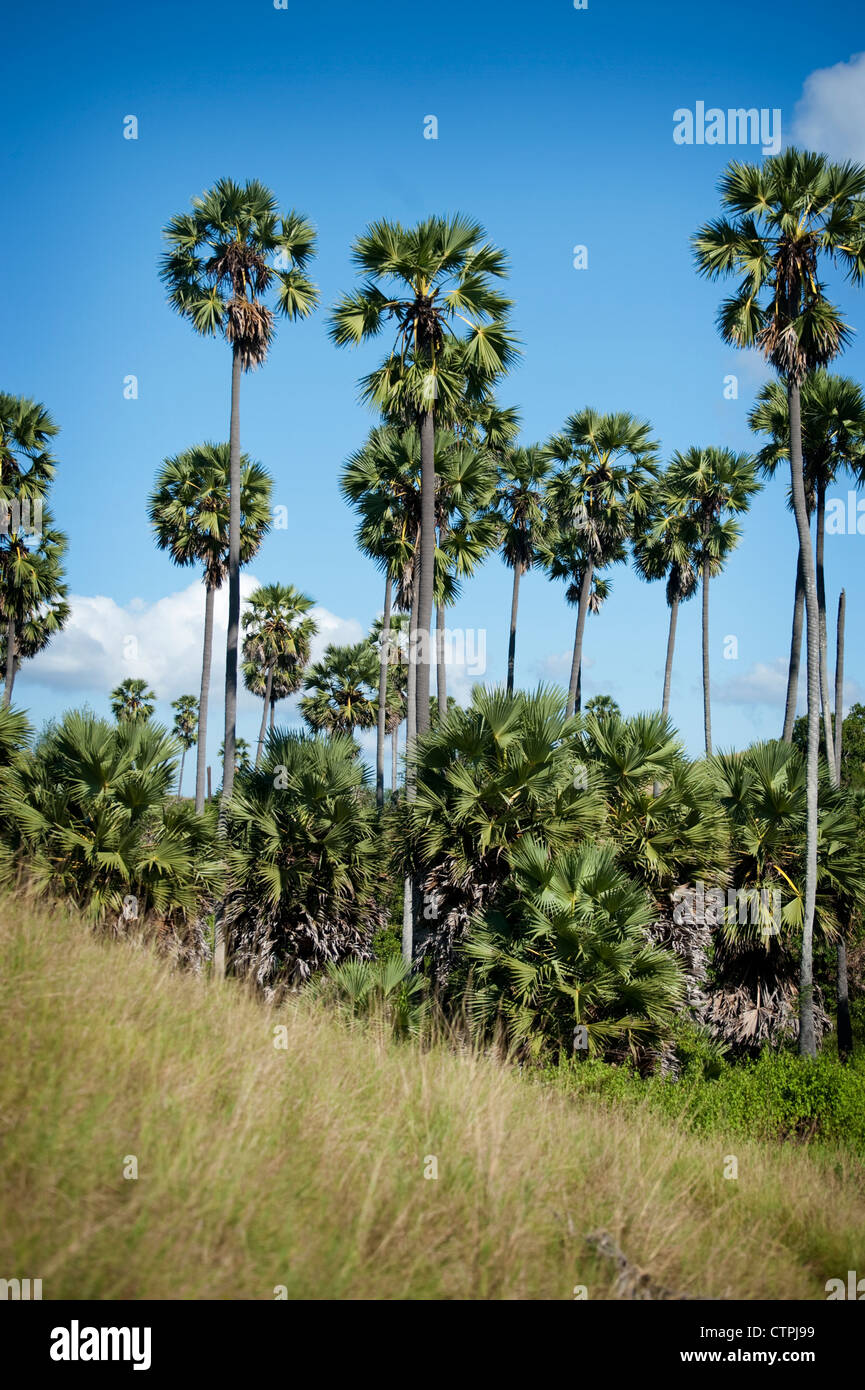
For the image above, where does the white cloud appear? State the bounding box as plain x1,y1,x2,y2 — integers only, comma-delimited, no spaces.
792,52,865,161
715,659,789,708
23,575,363,711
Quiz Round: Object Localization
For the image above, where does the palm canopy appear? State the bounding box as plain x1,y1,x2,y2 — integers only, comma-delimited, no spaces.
300,641,379,736
0,392,58,497
748,370,865,508
632,478,701,608
664,446,760,571
494,444,552,574
341,423,497,608
110,678,156,724
692,149,865,383
329,215,519,421
160,177,319,369
242,582,316,694
546,408,659,564
171,695,199,751
148,442,272,587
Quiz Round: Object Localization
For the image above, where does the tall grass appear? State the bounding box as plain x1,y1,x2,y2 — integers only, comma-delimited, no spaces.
1,898,862,1300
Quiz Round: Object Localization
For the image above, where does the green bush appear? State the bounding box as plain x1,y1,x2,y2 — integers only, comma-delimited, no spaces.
548,1044,865,1154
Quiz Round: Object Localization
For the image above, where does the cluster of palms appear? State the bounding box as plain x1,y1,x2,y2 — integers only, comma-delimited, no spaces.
3,152,865,1067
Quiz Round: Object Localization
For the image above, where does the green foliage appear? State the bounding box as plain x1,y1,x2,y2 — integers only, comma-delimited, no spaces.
466,837,684,1061
551,1046,865,1155
223,731,385,987
315,956,428,1040
0,711,221,923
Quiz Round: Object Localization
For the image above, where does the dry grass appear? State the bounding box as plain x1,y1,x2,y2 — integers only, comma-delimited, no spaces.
1,897,863,1300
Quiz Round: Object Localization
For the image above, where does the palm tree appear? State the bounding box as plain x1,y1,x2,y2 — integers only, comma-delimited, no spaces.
219,736,251,774
329,215,517,737
495,446,552,694
171,695,198,798
749,371,865,756
160,179,318,799
370,610,409,795
0,518,69,707
110,678,156,724
664,447,760,755
633,481,700,719
241,582,316,766
300,641,379,737
148,442,272,813
0,394,63,706
584,694,621,720
546,410,658,715
693,149,865,1055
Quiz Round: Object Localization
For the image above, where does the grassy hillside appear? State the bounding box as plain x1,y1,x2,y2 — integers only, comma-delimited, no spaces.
1,898,863,1300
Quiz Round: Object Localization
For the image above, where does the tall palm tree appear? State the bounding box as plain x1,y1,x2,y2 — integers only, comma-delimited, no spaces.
241,582,316,766
370,611,409,795
749,372,865,757
148,442,272,813
329,215,517,737
0,516,68,707
171,695,198,797
546,409,658,715
493,445,551,694
110,678,156,724
300,641,379,738
160,178,318,799
632,480,700,718
0,394,62,706
692,149,865,1056
664,447,760,755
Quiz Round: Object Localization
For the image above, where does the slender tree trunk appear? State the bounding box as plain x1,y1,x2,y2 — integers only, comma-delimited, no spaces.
270,698,275,732
415,408,436,736
815,483,835,771
834,589,845,782
567,564,593,717
222,346,243,804
782,546,805,743
376,575,392,808
833,589,851,1060
195,582,215,815
700,550,717,756
507,564,521,695
255,664,273,769
436,601,447,715
661,595,680,719
392,724,398,797
177,747,186,799
3,618,15,708
403,580,419,965
789,382,819,1058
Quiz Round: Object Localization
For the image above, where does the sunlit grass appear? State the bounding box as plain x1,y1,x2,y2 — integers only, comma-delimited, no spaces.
1,898,862,1300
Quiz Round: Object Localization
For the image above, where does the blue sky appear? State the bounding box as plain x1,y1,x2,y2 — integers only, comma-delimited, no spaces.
2,0,865,773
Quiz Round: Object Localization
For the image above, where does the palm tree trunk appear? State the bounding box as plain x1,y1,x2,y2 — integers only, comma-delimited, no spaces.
507,564,521,695
567,563,593,717
2,618,15,708
782,547,805,743
661,595,680,719
701,556,712,756
834,589,845,782
222,345,243,804
195,582,215,815
436,601,447,715
255,664,273,769
403,579,419,965
415,408,436,736
376,574,392,808
834,588,851,1061
815,482,835,773
270,698,275,732
177,747,186,799
392,724,398,796
789,381,820,1058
